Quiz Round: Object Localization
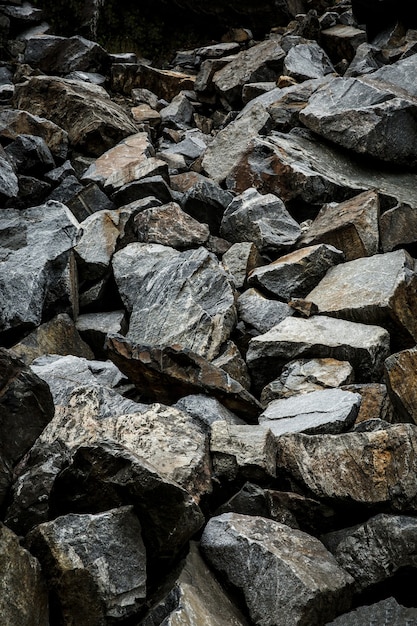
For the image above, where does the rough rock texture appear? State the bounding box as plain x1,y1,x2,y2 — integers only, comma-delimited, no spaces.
384,346,417,424
200,513,353,626
237,288,293,334
328,597,417,625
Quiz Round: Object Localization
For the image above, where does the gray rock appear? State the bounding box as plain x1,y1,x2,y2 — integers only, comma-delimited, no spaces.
23,34,109,75
237,288,293,334
210,340,252,391
46,174,83,204
162,130,208,166
0,202,79,339
26,507,147,623
200,513,353,626
307,250,417,347
259,388,361,436
345,42,381,77
66,182,115,221
174,394,244,431
111,174,173,207
76,310,128,359
220,187,301,255
323,513,417,592
75,209,124,281
222,242,264,289
0,524,48,626
181,176,234,234
0,144,18,203
5,134,55,175
246,315,390,391
160,92,194,128
276,423,417,511
327,597,417,625
284,42,335,80
248,244,344,300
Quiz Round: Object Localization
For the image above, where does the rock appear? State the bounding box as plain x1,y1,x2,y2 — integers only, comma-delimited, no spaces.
275,423,417,511
248,244,344,300
220,187,301,255
345,42,381,78
246,315,390,391
50,442,204,560
222,242,264,289
298,190,380,261
210,421,278,481
11,313,94,365
160,92,194,128
237,288,293,334
200,513,353,626
107,335,261,421
134,202,210,248
111,174,174,207
323,513,417,592
174,394,245,431
328,597,417,625
0,524,48,626
213,39,285,107
260,358,354,405
66,182,115,221
0,145,18,204
0,201,79,341
342,383,393,424
320,24,366,64
75,209,124,281
299,76,417,166
131,103,161,126
380,201,417,253
259,388,361,436
283,42,335,80
211,340,252,390
180,176,234,234
13,76,138,156
23,34,109,75
112,244,236,361
104,157,169,194
76,311,128,359
136,64,195,101
26,506,147,624
306,250,417,348
384,346,417,424
46,173,83,204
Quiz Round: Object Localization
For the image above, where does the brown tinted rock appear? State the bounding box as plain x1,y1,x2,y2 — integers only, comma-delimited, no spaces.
298,190,380,261
342,383,393,424
138,64,195,101
134,202,210,248
384,347,417,424
380,202,417,253
211,340,252,391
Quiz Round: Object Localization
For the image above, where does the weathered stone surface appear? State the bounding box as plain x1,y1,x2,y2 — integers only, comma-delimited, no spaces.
51,442,204,559
23,34,109,75
0,144,18,204
248,244,343,300
213,39,285,106
0,201,79,340
66,182,116,221
160,92,194,128
307,250,417,347
104,157,169,194
107,335,261,421
222,242,264,289
342,383,393,424
211,340,252,391
200,513,353,626
11,313,94,364
320,24,366,64
26,507,147,623
174,394,244,431
300,76,417,166
275,423,417,511
111,174,173,207
261,358,354,405
284,42,335,80
323,513,417,593
13,76,138,156
181,176,234,234
298,190,380,261
246,315,390,391
136,64,195,101
328,597,417,625
112,244,236,361
384,346,417,424
76,310,128,359
75,209,123,281
380,201,417,253
0,108,69,160
259,388,361,436
134,202,210,248
210,421,277,481
0,524,48,626
220,187,301,255
237,288,293,335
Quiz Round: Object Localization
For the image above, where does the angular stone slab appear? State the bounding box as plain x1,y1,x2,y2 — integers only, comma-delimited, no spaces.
134,202,210,249
384,346,417,424
259,389,361,436
328,597,417,625
237,288,293,335
222,242,264,290
174,394,244,431
200,513,353,626
284,42,335,81
23,34,109,75
275,423,417,511
246,315,390,391
307,250,417,347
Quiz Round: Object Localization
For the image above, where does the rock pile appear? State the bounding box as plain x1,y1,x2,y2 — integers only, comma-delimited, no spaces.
2,0,417,624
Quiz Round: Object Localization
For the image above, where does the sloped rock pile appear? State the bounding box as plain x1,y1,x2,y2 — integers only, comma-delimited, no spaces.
2,0,417,624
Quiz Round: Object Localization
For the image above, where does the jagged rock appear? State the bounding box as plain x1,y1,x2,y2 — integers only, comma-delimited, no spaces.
161,130,208,167
363,51,417,99
76,311,128,359
211,340,252,390
323,513,417,592
380,201,417,253
259,388,361,436
213,39,285,107
200,513,353,626
75,209,124,281
327,597,417,625
237,288,293,334
0,144,18,204
112,244,236,360
13,76,138,156
0,108,69,161
26,506,147,624
246,315,390,391
283,42,335,80
307,250,417,347
134,202,210,248
66,182,115,221
141,542,249,626
220,187,301,255
384,346,417,424
248,244,344,299
300,76,417,166
320,24,366,64
0,524,48,626
11,313,94,364
23,34,109,75
342,383,393,424
210,421,278,481
46,173,83,204
174,394,245,431
222,242,264,289
64,70,107,85
111,174,173,207
50,442,205,560
136,64,195,101
345,42,381,78
131,103,161,126
242,81,276,103
275,423,417,511
160,92,194,128
107,335,261,421
104,157,169,194
298,190,380,261
0,201,79,341
261,358,354,405
0,348,54,505
45,160,76,184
